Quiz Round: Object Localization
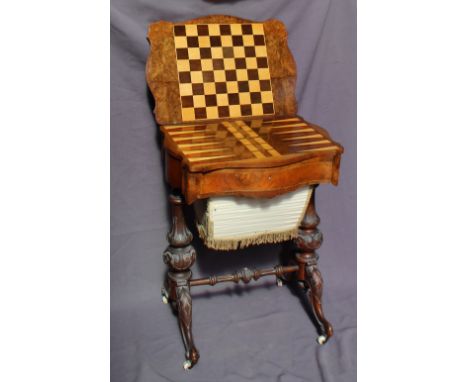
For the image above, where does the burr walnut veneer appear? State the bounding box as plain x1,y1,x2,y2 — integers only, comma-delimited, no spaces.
146,15,343,370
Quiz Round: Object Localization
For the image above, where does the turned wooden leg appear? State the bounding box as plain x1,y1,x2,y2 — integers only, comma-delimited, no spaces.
161,192,199,370
294,185,334,344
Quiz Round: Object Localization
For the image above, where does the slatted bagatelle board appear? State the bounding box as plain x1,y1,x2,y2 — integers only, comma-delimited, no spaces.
173,23,275,121
161,117,341,168
195,186,312,250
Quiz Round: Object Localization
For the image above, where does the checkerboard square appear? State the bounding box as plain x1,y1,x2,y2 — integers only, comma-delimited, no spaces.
190,71,203,83
241,105,252,116
211,47,223,59
250,92,262,104
222,47,234,58
199,36,210,48
224,58,236,70
176,48,189,59
244,46,256,57
225,70,237,81
233,47,245,57
228,93,240,105
205,94,217,106
248,80,261,92
218,106,229,117
238,81,249,92
239,92,251,105
214,70,226,82
185,25,198,36
262,103,274,114
215,82,228,94
174,25,186,36
189,59,202,71
202,71,215,82
192,83,204,95
210,36,222,47
187,36,199,47
204,82,216,95
188,48,201,59
200,48,212,59
220,24,231,35
194,107,207,119
212,59,224,70
232,35,243,46
179,72,191,83
201,59,213,71
217,93,229,106
235,58,247,69
241,24,253,34
197,25,209,36
260,80,271,91
243,35,255,46
226,82,239,93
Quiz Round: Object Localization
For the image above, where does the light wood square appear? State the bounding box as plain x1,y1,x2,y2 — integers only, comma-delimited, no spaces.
211,47,223,59
248,80,260,92
221,35,233,46
251,104,264,115
213,70,226,82
174,36,188,48
185,25,198,36
208,24,220,35
252,24,263,34
204,82,216,95
201,59,213,71
188,48,201,59
177,60,190,71
255,46,267,57
230,24,242,35
233,47,245,58
216,93,229,106
258,68,271,80
190,71,203,83
224,58,236,70
179,83,193,96
226,82,239,93
181,108,195,121
199,36,210,48
243,35,254,46
239,92,251,104
261,91,273,103
236,69,248,81
193,95,206,107
245,57,257,69
206,107,219,119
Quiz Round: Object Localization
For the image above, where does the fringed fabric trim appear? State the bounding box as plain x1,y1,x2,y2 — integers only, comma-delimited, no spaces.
196,224,299,251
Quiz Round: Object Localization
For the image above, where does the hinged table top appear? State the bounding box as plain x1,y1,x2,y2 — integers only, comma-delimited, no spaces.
161,116,343,173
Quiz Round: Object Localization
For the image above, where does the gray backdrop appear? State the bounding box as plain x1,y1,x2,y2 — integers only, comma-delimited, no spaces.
111,0,356,381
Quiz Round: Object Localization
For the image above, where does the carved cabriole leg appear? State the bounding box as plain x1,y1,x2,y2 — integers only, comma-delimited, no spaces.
294,185,334,344
162,192,199,370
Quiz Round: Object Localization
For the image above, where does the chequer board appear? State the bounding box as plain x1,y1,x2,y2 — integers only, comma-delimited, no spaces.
173,23,275,122
161,117,341,167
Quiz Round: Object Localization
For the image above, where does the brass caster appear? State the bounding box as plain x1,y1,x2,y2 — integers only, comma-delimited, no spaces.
276,277,283,287
161,288,169,304
317,335,327,345
183,360,192,370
